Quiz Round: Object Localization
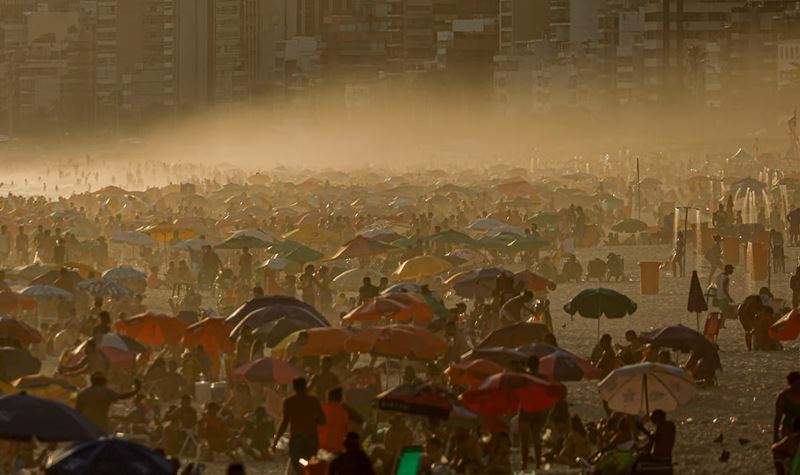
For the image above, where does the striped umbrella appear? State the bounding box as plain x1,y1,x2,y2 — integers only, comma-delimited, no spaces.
77,279,134,298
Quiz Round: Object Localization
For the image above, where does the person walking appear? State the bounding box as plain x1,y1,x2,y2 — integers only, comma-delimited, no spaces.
272,377,326,474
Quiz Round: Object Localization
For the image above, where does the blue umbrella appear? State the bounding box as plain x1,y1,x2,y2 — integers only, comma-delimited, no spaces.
78,279,134,298
0,392,102,442
46,438,172,474
0,347,41,380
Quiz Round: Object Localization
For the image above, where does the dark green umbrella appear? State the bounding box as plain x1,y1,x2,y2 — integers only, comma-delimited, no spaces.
215,235,272,250
283,245,323,264
528,212,561,226
391,237,417,248
506,236,550,253
687,270,708,330
610,218,648,234
267,240,305,254
474,236,512,251
564,288,637,335
424,230,477,246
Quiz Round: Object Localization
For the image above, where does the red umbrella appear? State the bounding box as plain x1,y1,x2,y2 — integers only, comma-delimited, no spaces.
770,309,800,341
115,312,188,346
459,372,566,416
445,359,505,388
342,293,433,324
515,270,556,292
516,343,601,381
0,317,42,346
181,318,234,353
376,383,453,419
231,357,302,384
345,325,447,360
326,235,400,260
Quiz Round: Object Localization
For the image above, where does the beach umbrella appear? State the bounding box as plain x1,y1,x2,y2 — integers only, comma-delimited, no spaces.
45,438,173,475
0,290,37,313
283,245,324,265
256,255,301,274
516,343,601,382
13,375,75,403
344,325,447,360
30,269,82,287
327,236,400,260
267,240,306,254
138,222,195,242
225,296,329,328
598,363,696,415
282,227,339,245
110,231,157,247
460,372,566,416
229,303,328,340
181,318,234,353
506,236,550,253
331,268,385,292
66,338,138,370
0,347,41,380
231,357,302,384
102,266,146,281
423,230,477,246
19,285,73,301
770,309,800,341
342,293,434,325
446,248,482,263
460,347,528,371
271,327,355,359
255,317,318,348
376,384,454,419
0,317,43,346
447,267,516,299
687,271,708,330
515,270,556,292
467,218,510,232
477,322,550,349
114,313,188,346
611,219,648,234
527,212,561,226
172,237,213,251
474,235,514,251
64,263,97,280
92,334,147,354
564,288,637,335
393,255,453,280
0,392,102,441
9,264,57,281
445,359,505,388
77,279,134,298
639,325,719,360
215,234,272,250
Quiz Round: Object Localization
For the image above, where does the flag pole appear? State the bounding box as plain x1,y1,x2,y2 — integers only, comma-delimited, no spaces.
637,157,642,220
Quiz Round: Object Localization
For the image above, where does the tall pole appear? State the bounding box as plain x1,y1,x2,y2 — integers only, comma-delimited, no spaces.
637,157,641,220
682,207,689,277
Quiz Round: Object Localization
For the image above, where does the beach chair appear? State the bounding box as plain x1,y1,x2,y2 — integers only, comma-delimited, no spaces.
703,312,721,343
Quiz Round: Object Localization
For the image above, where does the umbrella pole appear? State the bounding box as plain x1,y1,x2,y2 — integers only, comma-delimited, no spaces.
696,312,700,332
644,373,650,415
597,317,600,338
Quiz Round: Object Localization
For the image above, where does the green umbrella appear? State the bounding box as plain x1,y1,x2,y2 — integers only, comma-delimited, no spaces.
564,288,637,336
610,218,648,234
391,237,417,249
506,236,550,253
528,212,561,226
473,236,511,251
283,245,323,264
267,240,305,254
423,230,476,246
215,235,272,250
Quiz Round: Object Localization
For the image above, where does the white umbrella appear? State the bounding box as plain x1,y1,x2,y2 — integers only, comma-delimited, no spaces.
102,266,146,281
331,268,384,292
598,363,696,415
20,285,73,301
110,231,157,247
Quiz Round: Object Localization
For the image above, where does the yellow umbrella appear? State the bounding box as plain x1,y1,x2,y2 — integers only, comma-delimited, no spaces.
13,375,75,403
282,226,339,245
138,222,196,242
394,255,453,280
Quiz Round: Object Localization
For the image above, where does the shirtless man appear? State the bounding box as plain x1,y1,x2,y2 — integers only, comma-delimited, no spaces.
272,377,326,475
636,409,676,469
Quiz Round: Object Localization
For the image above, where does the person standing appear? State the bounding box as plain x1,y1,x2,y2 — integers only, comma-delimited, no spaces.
328,432,375,475
705,235,723,285
15,226,28,265
75,372,140,433
519,356,548,471
272,377,326,475
713,264,735,324
239,247,253,284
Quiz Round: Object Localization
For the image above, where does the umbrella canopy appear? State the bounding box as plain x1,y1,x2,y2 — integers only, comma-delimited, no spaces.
611,219,648,234
423,230,477,246
445,359,506,388
231,357,302,384
446,267,518,299
326,235,400,260
639,325,720,360
215,234,273,250
528,212,561,226
272,327,355,359
0,317,42,346
344,325,447,360
0,290,37,313
477,322,550,349
256,255,301,274
255,316,319,348
506,236,550,253
341,293,434,325
282,227,339,245
19,285,73,301
13,375,75,403
138,222,195,242
394,255,453,280
110,231,158,247
598,363,696,415
331,268,385,292
282,245,324,265
0,347,41,380
91,334,147,354
9,264,57,281
102,266,146,282
63,263,97,280
460,372,566,416
30,269,82,287
687,271,708,313
115,313,188,346
460,347,528,370
172,238,214,251
376,384,454,419
770,309,800,341
0,392,102,441
516,343,601,381
467,218,510,232
77,279,133,298
46,438,174,475
181,318,234,353
225,296,329,328
229,301,328,340
515,270,556,292
563,288,637,319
